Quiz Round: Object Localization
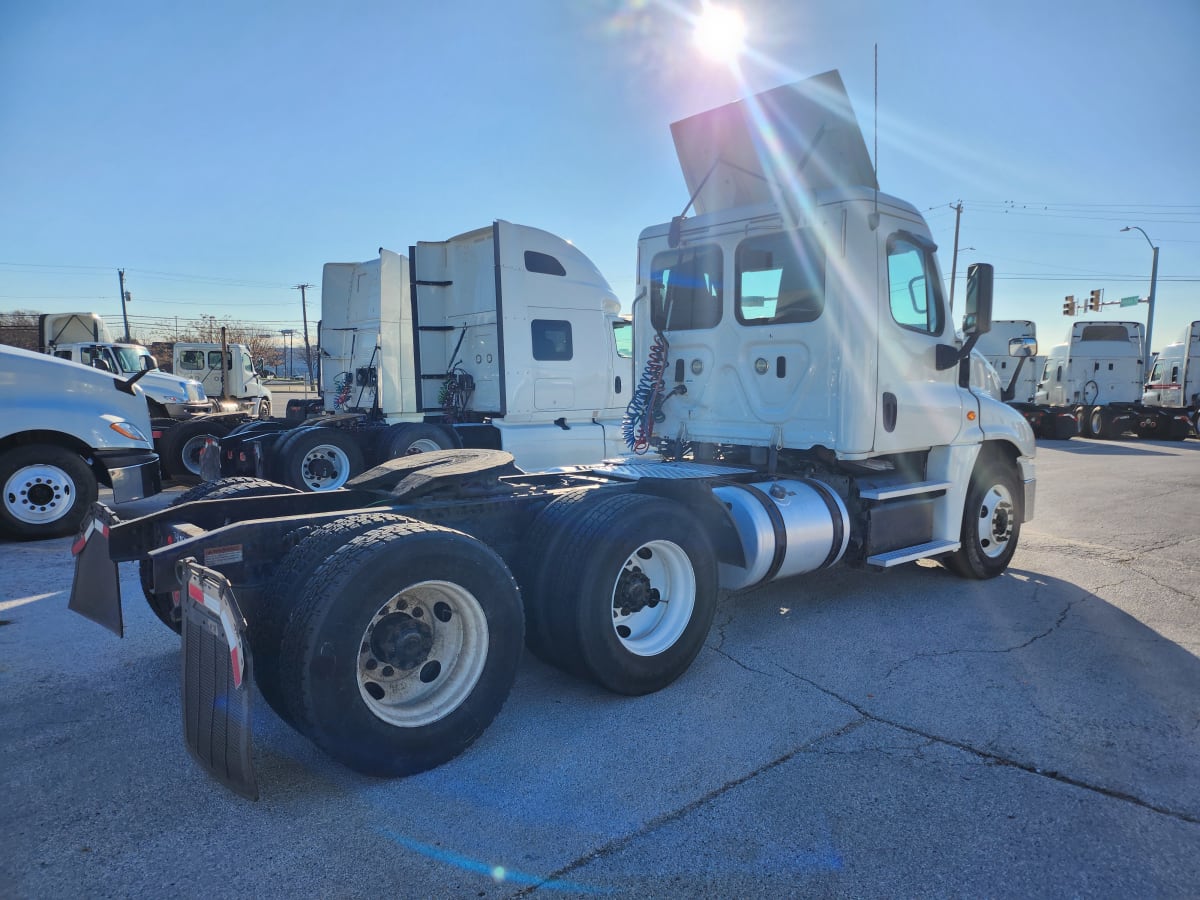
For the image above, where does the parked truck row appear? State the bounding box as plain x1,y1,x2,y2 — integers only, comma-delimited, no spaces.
70,71,1038,798
976,318,1193,441
37,312,274,481
207,221,635,491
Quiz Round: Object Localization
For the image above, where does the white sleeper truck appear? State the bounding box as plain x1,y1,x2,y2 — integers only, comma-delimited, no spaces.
70,70,1036,798
1,344,161,540
974,320,1075,439
1142,320,1200,435
213,221,634,491
1036,321,1191,439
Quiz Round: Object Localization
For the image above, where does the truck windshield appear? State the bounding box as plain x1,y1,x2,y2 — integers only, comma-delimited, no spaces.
112,347,157,373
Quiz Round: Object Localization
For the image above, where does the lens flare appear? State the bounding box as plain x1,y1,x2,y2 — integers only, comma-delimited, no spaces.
693,3,745,64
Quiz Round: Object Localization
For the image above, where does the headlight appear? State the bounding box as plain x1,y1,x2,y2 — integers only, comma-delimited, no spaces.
109,420,150,443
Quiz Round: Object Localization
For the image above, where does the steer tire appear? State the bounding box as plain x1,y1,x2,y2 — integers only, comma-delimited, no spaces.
252,511,413,725
139,477,300,633
278,521,523,777
536,492,718,696
0,444,97,541
944,458,1023,580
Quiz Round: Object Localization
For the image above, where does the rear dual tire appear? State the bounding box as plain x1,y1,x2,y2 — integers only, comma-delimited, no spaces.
277,521,523,776
520,492,718,696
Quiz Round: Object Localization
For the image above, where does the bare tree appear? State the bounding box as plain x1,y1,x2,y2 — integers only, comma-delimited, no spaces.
0,310,40,350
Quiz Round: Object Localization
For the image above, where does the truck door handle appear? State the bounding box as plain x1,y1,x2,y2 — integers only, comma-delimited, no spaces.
882,392,898,432
614,376,622,394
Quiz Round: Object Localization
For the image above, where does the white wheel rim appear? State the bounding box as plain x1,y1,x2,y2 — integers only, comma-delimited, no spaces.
610,539,696,656
4,464,77,525
976,483,1015,559
300,443,351,490
356,580,489,727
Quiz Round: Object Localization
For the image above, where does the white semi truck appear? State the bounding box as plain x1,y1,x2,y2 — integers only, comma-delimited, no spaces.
1036,321,1191,439
1142,320,1199,435
38,313,212,419
212,221,634,490
975,320,1076,439
70,70,1036,798
0,344,161,540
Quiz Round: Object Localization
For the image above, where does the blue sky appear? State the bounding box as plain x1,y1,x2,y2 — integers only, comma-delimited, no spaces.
2,0,1197,356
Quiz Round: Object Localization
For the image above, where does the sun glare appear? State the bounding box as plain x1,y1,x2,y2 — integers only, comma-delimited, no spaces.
693,3,746,64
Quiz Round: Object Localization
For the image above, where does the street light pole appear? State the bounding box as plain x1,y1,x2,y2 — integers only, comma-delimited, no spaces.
1121,226,1159,371
280,329,295,378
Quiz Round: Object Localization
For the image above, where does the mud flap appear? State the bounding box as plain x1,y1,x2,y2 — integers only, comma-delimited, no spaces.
68,504,123,637
180,559,259,800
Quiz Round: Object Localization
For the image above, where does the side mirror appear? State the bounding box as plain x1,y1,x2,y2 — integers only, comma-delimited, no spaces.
668,216,684,249
962,263,994,336
1008,336,1037,358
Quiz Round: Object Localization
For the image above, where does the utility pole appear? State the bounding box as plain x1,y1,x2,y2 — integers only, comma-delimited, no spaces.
294,283,314,388
117,269,132,341
948,202,963,314
1121,226,1160,371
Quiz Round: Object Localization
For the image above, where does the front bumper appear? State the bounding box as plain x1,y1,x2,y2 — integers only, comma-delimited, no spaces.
95,448,162,503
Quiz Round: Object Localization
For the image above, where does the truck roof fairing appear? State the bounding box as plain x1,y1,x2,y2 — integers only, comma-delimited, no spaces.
670,69,878,216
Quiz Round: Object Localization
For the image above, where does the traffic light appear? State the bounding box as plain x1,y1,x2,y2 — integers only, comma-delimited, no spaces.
1063,295,1076,316
1088,289,1101,312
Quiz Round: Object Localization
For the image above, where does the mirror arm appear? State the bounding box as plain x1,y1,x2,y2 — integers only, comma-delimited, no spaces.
936,332,980,371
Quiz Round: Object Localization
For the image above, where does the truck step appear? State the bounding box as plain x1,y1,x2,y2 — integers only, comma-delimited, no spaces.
867,539,960,568
858,479,953,500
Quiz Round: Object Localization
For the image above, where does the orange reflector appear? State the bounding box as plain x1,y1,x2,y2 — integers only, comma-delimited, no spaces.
967,410,977,421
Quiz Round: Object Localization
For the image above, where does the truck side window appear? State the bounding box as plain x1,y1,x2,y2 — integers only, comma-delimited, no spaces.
650,245,722,331
179,351,204,371
208,351,226,370
886,236,944,336
612,319,632,359
1150,362,1164,382
531,319,572,361
524,251,566,276
735,229,825,325
1171,365,1180,383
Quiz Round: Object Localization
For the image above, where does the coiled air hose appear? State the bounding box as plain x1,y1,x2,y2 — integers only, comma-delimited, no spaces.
622,331,669,453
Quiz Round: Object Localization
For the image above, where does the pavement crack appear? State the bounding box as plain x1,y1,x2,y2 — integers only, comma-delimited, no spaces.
883,586,1099,679
512,717,870,896
772,663,1200,827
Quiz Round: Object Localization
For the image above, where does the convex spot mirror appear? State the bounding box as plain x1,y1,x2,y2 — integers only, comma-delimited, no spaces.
1008,337,1037,358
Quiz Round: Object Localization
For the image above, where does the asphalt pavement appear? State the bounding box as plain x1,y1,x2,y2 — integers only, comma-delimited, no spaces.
1,437,1197,898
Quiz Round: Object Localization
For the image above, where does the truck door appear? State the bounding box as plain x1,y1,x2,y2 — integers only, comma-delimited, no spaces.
873,231,963,453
